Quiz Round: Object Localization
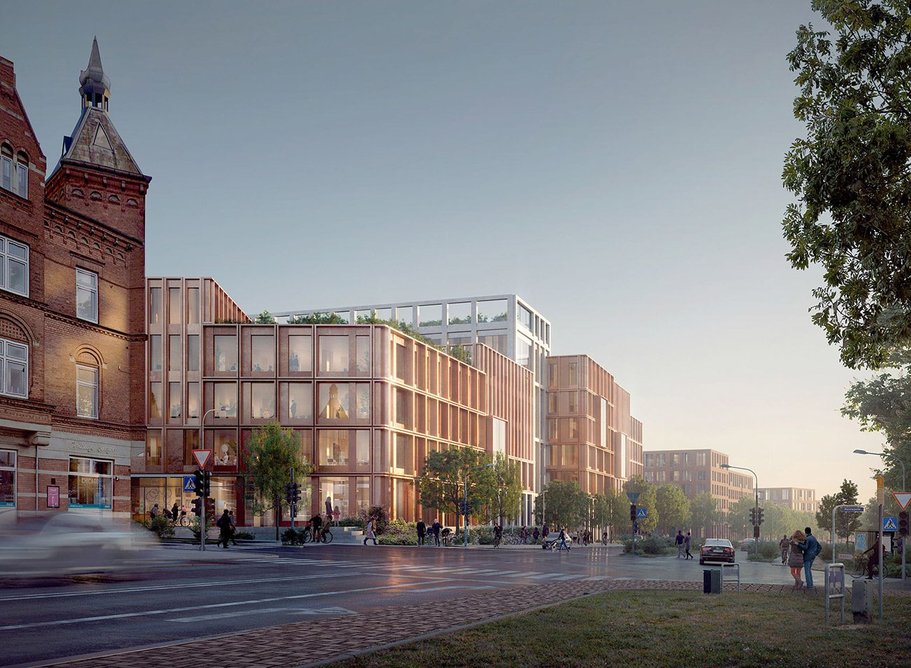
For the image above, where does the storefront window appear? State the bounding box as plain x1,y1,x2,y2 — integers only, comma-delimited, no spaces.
0,450,15,507
215,335,238,372
251,335,274,372
288,334,312,373
319,335,348,374
68,456,113,508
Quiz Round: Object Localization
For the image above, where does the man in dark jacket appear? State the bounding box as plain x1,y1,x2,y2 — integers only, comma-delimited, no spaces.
416,519,426,546
216,509,232,549
800,527,822,590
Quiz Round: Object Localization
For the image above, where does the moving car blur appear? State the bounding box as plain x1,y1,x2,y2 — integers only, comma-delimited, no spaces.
0,513,160,576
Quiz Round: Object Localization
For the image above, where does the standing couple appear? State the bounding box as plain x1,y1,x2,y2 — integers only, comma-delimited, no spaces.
787,527,822,591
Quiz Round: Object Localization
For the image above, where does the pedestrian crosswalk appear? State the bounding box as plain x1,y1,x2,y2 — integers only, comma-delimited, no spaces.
256,556,609,583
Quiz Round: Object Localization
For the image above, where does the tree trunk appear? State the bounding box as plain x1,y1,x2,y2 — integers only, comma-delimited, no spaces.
275,495,281,542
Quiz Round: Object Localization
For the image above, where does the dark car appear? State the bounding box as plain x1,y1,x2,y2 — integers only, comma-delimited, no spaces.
699,538,735,565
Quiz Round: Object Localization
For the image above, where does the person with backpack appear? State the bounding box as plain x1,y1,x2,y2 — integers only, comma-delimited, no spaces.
799,526,822,591
216,509,232,549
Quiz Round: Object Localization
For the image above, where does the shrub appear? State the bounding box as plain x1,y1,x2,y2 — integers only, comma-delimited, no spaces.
377,520,417,545
338,516,364,528
363,505,389,534
474,526,495,545
746,540,780,562
234,531,255,540
622,535,670,554
146,515,174,539
189,516,215,541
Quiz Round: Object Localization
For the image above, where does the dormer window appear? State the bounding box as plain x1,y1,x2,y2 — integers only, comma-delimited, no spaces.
0,145,28,199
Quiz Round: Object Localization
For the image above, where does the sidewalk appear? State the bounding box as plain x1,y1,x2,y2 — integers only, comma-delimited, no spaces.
44,578,795,668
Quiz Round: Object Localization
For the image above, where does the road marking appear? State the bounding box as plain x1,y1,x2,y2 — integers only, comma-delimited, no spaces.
172,606,357,623
0,582,430,632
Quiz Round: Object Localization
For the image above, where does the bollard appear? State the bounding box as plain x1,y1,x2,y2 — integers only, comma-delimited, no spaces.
703,568,721,594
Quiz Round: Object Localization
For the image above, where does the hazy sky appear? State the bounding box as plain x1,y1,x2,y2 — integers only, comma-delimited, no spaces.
2,1,886,502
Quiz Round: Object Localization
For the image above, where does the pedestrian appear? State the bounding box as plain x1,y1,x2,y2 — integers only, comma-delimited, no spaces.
333,505,340,526
788,529,806,590
310,513,323,543
558,527,569,550
601,531,608,545
542,524,550,540
416,518,426,546
494,523,503,548
675,530,684,558
779,535,790,564
171,502,180,524
799,526,822,591
228,510,238,546
432,518,441,546
520,525,528,544
532,526,540,543
325,495,333,519
149,503,160,520
216,509,232,549
684,531,693,559
363,516,378,545
862,537,884,579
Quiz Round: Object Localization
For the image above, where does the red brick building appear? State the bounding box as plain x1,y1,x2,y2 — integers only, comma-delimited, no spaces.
0,40,149,521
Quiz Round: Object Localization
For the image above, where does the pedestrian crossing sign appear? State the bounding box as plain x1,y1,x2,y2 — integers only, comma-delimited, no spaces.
883,516,898,532
636,507,648,519
183,476,196,493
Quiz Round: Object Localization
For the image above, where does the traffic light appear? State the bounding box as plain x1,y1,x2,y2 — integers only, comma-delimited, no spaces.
900,511,909,537
757,507,764,526
205,498,215,518
194,469,206,497
749,507,757,526
191,498,202,517
630,504,637,522
291,482,301,504
753,525,761,539
285,482,294,504
202,471,211,497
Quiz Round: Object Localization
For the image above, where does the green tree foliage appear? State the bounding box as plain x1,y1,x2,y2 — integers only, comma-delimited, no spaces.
355,311,473,363
728,496,756,540
488,453,522,524
655,484,691,535
688,493,719,539
255,310,276,324
534,480,589,529
816,479,862,541
243,422,310,540
623,476,657,534
782,1,911,370
288,312,347,324
842,350,911,490
416,448,494,535
447,344,472,364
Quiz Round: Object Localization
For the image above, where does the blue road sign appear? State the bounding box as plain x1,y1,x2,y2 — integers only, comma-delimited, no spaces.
883,516,898,532
842,505,864,513
183,476,196,493
636,507,648,519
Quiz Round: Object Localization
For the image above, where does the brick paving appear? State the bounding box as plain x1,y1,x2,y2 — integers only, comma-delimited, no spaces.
46,579,795,668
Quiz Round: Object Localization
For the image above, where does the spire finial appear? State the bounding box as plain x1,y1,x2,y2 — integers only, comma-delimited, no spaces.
79,37,111,111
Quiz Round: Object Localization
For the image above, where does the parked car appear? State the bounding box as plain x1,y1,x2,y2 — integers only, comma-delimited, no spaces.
699,538,735,565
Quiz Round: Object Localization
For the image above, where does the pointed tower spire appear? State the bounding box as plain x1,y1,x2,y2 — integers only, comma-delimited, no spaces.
79,37,111,111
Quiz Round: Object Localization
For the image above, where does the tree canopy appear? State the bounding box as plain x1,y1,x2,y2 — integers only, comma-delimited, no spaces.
655,484,691,535
416,448,494,532
488,453,523,524
816,479,863,540
623,476,657,534
782,1,911,369
535,480,589,529
688,493,719,539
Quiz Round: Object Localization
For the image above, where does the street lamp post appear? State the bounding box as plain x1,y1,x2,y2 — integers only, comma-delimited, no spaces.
721,463,759,555
854,449,907,583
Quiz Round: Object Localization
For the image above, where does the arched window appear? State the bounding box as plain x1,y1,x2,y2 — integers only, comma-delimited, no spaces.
0,319,28,399
75,350,100,419
1,145,28,198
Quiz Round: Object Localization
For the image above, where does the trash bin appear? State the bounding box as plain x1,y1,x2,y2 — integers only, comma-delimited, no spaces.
703,568,721,594
851,578,872,623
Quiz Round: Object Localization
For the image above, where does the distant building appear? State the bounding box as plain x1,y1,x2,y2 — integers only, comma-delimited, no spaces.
546,355,643,494
643,449,753,537
758,487,817,514
0,41,148,520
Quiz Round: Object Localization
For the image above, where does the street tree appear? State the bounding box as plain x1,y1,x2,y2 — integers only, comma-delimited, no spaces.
534,480,588,529
243,422,310,541
728,497,756,540
488,453,522,525
816,479,863,541
688,493,719,539
842,350,911,490
255,310,276,324
623,476,657,534
655,484,691,535
416,448,494,537
783,1,911,370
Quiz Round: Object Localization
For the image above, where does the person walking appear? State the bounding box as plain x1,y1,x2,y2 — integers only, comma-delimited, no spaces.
416,518,426,546
432,519,441,546
675,530,685,558
532,526,540,543
788,529,806,590
684,531,694,560
863,537,884,579
170,502,180,524
363,516,378,545
558,527,569,550
228,510,238,546
216,509,232,549
799,527,822,591
494,523,503,548
779,535,790,564
520,525,528,544
149,503,160,520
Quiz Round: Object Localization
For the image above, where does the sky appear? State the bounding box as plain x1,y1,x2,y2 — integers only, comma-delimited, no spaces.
1,1,887,503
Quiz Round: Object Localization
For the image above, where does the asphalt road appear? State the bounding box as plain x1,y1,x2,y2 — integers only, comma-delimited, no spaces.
0,543,799,667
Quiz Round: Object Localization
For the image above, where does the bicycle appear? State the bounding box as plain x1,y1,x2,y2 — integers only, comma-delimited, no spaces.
301,526,334,544
170,512,189,527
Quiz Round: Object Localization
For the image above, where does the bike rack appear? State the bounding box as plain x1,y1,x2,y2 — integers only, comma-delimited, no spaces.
824,563,846,625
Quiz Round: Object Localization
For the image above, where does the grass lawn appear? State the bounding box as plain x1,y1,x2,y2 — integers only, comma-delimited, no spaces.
336,590,911,667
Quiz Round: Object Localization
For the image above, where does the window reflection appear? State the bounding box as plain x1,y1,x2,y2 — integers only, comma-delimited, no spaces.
319,335,348,374
287,383,312,421
356,336,370,374
251,335,274,372
215,335,238,372
288,335,312,373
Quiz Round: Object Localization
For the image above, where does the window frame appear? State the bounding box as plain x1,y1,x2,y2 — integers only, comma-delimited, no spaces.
75,363,99,418
76,268,99,323
0,337,28,399
0,234,29,297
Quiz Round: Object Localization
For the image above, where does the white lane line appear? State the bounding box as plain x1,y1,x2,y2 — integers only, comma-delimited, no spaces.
583,576,612,581
170,607,290,623
552,574,586,581
503,572,541,578
0,581,430,632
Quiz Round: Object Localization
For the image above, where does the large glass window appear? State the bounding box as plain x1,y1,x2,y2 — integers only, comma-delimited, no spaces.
0,235,29,297
75,269,98,323
215,335,238,372
319,383,349,420
213,431,238,467
169,335,181,372
288,334,312,373
146,431,161,465
243,382,276,419
0,338,27,399
214,382,237,417
319,477,350,518
187,287,200,324
356,335,370,374
477,299,508,323
418,304,442,327
68,456,113,508
149,335,162,372
0,450,16,507
516,336,532,370
319,335,348,374
76,364,98,418
187,382,199,419
448,302,471,325
187,335,199,372
355,431,369,469
149,382,162,419
148,287,162,326
518,304,532,331
168,287,182,324
169,382,182,420
319,430,349,466
355,476,370,515
251,335,275,372
285,382,313,422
